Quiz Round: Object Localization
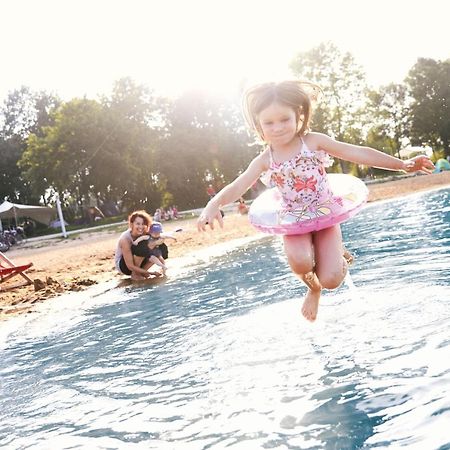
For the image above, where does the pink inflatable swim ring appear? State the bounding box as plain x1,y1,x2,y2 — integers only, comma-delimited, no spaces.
249,174,369,235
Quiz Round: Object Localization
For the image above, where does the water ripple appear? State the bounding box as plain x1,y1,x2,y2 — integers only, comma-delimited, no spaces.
1,189,450,449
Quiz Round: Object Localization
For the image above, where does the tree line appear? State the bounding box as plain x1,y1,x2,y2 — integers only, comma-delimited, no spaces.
1,42,449,218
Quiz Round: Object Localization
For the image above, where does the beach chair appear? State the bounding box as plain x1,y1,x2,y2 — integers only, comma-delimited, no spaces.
0,251,33,291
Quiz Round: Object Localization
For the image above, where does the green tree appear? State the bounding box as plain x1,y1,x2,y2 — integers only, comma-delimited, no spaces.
1,86,59,140
366,83,411,159
0,136,23,202
290,42,369,173
290,42,367,141
100,78,166,212
0,87,59,202
20,98,106,205
407,57,450,157
158,91,255,209
20,79,165,215
2,86,38,140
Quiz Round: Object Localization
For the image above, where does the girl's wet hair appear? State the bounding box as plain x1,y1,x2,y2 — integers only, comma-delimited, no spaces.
128,210,152,228
242,80,321,141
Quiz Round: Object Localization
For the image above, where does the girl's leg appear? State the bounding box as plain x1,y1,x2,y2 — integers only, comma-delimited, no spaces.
157,256,166,267
283,233,322,321
149,255,165,270
141,258,163,277
313,225,348,290
300,271,323,321
157,256,167,274
132,256,163,279
283,233,314,275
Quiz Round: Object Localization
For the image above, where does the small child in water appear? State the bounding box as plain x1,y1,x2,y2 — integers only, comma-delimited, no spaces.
132,222,177,275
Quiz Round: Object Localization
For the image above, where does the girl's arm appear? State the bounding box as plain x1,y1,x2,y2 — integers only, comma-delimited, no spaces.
120,239,150,277
198,151,269,231
311,133,434,173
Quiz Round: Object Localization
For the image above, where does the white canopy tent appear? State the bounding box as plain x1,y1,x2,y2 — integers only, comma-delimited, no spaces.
0,201,55,228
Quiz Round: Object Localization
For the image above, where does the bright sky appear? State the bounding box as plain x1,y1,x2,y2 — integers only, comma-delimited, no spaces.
1,0,449,103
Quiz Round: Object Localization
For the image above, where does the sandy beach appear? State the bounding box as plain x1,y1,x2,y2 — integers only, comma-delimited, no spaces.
1,171,449,321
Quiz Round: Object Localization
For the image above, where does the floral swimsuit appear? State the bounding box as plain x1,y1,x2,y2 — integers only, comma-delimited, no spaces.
261,139,345,224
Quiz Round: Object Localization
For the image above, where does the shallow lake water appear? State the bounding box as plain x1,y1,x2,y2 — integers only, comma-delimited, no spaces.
1,188,449,449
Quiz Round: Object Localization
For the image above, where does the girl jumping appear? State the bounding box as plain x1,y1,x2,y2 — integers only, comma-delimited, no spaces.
197,80,434,321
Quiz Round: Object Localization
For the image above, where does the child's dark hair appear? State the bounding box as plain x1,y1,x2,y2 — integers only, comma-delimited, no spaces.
128,210,152,228
242,80,321,141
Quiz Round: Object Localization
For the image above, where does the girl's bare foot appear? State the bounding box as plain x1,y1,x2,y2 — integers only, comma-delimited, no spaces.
301,288,321,321
300,271,322,321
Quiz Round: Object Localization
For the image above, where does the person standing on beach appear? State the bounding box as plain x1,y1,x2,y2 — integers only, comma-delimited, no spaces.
197,80,434,322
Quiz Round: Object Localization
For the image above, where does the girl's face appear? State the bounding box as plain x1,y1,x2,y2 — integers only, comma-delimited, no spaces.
130,217,147,236
258,102,298,146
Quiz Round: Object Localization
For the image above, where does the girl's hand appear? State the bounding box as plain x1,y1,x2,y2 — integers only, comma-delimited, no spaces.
197,205,224,231
403,155,435,174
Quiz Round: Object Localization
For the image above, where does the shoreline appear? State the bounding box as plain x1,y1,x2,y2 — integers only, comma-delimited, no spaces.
1,171,450,322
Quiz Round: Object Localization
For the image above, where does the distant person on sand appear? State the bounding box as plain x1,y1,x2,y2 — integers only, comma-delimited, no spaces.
86,206,105,224
237,197,248,215
206,184,216,199
131,222,176,276
22,218,35,237
115,210,159,280
154,208,162,222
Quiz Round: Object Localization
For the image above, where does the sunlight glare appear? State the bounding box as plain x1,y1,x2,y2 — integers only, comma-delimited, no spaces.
0,0,449,101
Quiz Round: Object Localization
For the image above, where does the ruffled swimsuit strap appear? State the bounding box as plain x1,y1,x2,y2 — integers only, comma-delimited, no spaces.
299,136,319,159
299,136,307,151
267,145,277,167
269,139,307,167
300,136,335,168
